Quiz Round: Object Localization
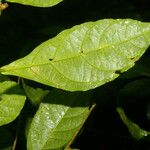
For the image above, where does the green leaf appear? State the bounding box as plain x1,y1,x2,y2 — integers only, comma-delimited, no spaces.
1,19,150,91
25,117,33,139
27,90,91,150
0,74,9,82
6,0,63,7
117,107,150,140
0,81,26,126
23,81,49,106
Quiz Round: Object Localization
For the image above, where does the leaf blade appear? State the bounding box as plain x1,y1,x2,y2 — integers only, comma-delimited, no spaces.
27,90,91,150
6,0,63,7
117,107,150,140
23,81,49,106
0,81,26,126
1,19,150,91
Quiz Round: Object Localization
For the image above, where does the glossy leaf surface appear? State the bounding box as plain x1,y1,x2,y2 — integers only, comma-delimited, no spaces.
27,90,91,150
1,19,150,91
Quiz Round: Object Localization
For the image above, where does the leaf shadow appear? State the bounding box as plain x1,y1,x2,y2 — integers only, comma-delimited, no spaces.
0,83,25,98
41,88,93,108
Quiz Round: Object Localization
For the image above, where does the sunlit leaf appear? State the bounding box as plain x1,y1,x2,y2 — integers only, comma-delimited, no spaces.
1,19,150,91
6,0,63,7
27,89,91,150
0,81,26,126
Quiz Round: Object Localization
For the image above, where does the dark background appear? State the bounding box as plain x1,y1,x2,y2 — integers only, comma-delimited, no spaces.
0,0,150,66
0,0,150,149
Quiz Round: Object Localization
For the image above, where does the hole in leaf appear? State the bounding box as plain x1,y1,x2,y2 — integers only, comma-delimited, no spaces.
49,58,53,61
130,57,135,60
115,70,121,75
81,49,84,53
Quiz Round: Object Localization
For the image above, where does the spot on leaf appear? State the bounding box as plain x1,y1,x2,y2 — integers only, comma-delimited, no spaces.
115,70,121,75
130,57,135,60
49,58,53,61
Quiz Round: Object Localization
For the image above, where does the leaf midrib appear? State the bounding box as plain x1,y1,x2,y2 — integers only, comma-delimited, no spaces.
2,30,150,71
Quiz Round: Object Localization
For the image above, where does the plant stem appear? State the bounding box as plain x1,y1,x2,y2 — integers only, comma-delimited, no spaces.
12,121,19,150
12,78,22,150
12,135,18,150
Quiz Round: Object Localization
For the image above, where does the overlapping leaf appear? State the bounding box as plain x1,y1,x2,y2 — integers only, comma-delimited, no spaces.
6,0,63,7
0,81,26,126
0,74,9,82
27,90,91,150
1,19,150,91
23,82,49,106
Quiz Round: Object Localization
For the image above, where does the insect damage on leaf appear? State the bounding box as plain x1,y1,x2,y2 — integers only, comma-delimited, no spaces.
115,70,121,75
49,58,53,61
130,57,135,60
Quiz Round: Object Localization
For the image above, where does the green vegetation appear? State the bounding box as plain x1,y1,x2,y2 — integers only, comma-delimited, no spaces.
0,0,150,149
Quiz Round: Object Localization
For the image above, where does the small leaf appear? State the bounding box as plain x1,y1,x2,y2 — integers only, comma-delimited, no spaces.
0,81,26,126
23,82,49,106
1,19,150,91
117,107,150,140
27,89,91,150
6,0,63,7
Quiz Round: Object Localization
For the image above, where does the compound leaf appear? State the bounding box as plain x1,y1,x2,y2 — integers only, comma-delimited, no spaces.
1,19,150,91
27,90,91,150
6,0,63,7
0,81,26,126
